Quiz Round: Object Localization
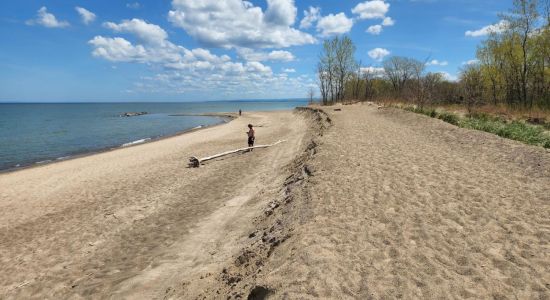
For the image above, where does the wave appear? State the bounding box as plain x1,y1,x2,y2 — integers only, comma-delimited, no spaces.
122,138,151,147
36,160,52,164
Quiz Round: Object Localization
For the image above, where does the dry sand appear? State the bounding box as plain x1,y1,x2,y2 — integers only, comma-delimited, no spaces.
182,104,550,299
1,104,549,299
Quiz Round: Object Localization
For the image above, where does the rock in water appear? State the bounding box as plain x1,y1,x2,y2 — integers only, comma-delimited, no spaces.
120,112,148,117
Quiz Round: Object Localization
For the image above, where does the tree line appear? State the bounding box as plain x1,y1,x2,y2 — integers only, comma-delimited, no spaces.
316,0,550,110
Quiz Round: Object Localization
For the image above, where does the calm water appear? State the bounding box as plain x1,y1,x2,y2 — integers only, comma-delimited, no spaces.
0,100,307,171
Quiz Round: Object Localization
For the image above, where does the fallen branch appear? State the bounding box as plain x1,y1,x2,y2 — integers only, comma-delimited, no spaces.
188,140,286,167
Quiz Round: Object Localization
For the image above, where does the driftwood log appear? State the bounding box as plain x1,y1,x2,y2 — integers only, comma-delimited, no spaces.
188,140,286,167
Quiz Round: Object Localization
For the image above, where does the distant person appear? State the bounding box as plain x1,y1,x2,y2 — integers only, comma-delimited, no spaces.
239,109,242,116
247,124,255,150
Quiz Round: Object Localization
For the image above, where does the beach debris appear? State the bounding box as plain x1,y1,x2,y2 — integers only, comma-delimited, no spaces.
188,140,286,168
334,108,342,111
120,112,148,117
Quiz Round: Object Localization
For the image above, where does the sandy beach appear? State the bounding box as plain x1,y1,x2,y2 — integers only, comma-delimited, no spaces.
1,105,549,299
0,110,310,298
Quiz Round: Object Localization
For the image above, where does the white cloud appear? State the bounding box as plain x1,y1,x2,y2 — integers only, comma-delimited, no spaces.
246,61,272,74
426,59,448,66
26,7,69,28
382,17,394,26
168,0,315,49
89,19,311,99
237,48,295,62
92,19,203,65
368,48,390,61
300,6,321,29
187,48,231,64
367,24,383,35
462,59,479,65
268,50,295,62
352,0,390,20
104,19,168,45
316,13,354,37
361,66,385,77
465,20,508,37
438,71,458,82
126,2,141,9
283,68,296,73
354,2,393,36
75,7,96,25
265,0,297,26
89,36,148,62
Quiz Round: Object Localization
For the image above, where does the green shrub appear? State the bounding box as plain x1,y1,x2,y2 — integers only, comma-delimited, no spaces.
438,112,460,125
407,106,439,119
468,112,491,121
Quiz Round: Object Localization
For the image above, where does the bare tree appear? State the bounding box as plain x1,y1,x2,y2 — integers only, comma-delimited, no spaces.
362,67,377,100
352,60,363,100
317,36,357,105
317,63,329,105
308,87,316,104
383,56,417,98
409,58,428,108
460,64,485,114
335,36,357,101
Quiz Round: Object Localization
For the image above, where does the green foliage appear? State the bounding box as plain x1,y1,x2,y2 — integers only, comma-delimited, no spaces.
475,0,549,108
404,106,439,118
438,112,460,125
461,118,550,148
405,105,550,148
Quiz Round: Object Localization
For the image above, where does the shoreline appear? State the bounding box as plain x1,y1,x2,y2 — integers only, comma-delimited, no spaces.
0,113,236,174
0,109,309,298
1,105,549,298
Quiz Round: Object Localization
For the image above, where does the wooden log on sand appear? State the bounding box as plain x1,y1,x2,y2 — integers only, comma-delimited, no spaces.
188,140,286,168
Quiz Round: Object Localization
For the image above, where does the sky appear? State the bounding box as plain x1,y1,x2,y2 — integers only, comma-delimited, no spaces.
0,0,512,102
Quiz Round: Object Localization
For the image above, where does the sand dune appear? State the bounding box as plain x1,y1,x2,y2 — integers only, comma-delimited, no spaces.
188,104,550,299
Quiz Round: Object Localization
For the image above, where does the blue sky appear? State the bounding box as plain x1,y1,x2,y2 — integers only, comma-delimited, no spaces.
0,0,511,102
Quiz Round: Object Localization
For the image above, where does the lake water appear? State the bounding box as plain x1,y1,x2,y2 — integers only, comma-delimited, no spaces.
0,100,307,171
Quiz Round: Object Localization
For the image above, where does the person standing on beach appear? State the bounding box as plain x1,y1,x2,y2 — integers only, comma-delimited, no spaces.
239,109,242,116
247,124,255,150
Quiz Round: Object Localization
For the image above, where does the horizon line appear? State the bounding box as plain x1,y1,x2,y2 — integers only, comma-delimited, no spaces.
0,98,309,104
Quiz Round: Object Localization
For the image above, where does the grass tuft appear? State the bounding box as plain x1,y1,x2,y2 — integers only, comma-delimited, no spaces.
438,112,460,126
402,105,550,148
460,118,550,148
